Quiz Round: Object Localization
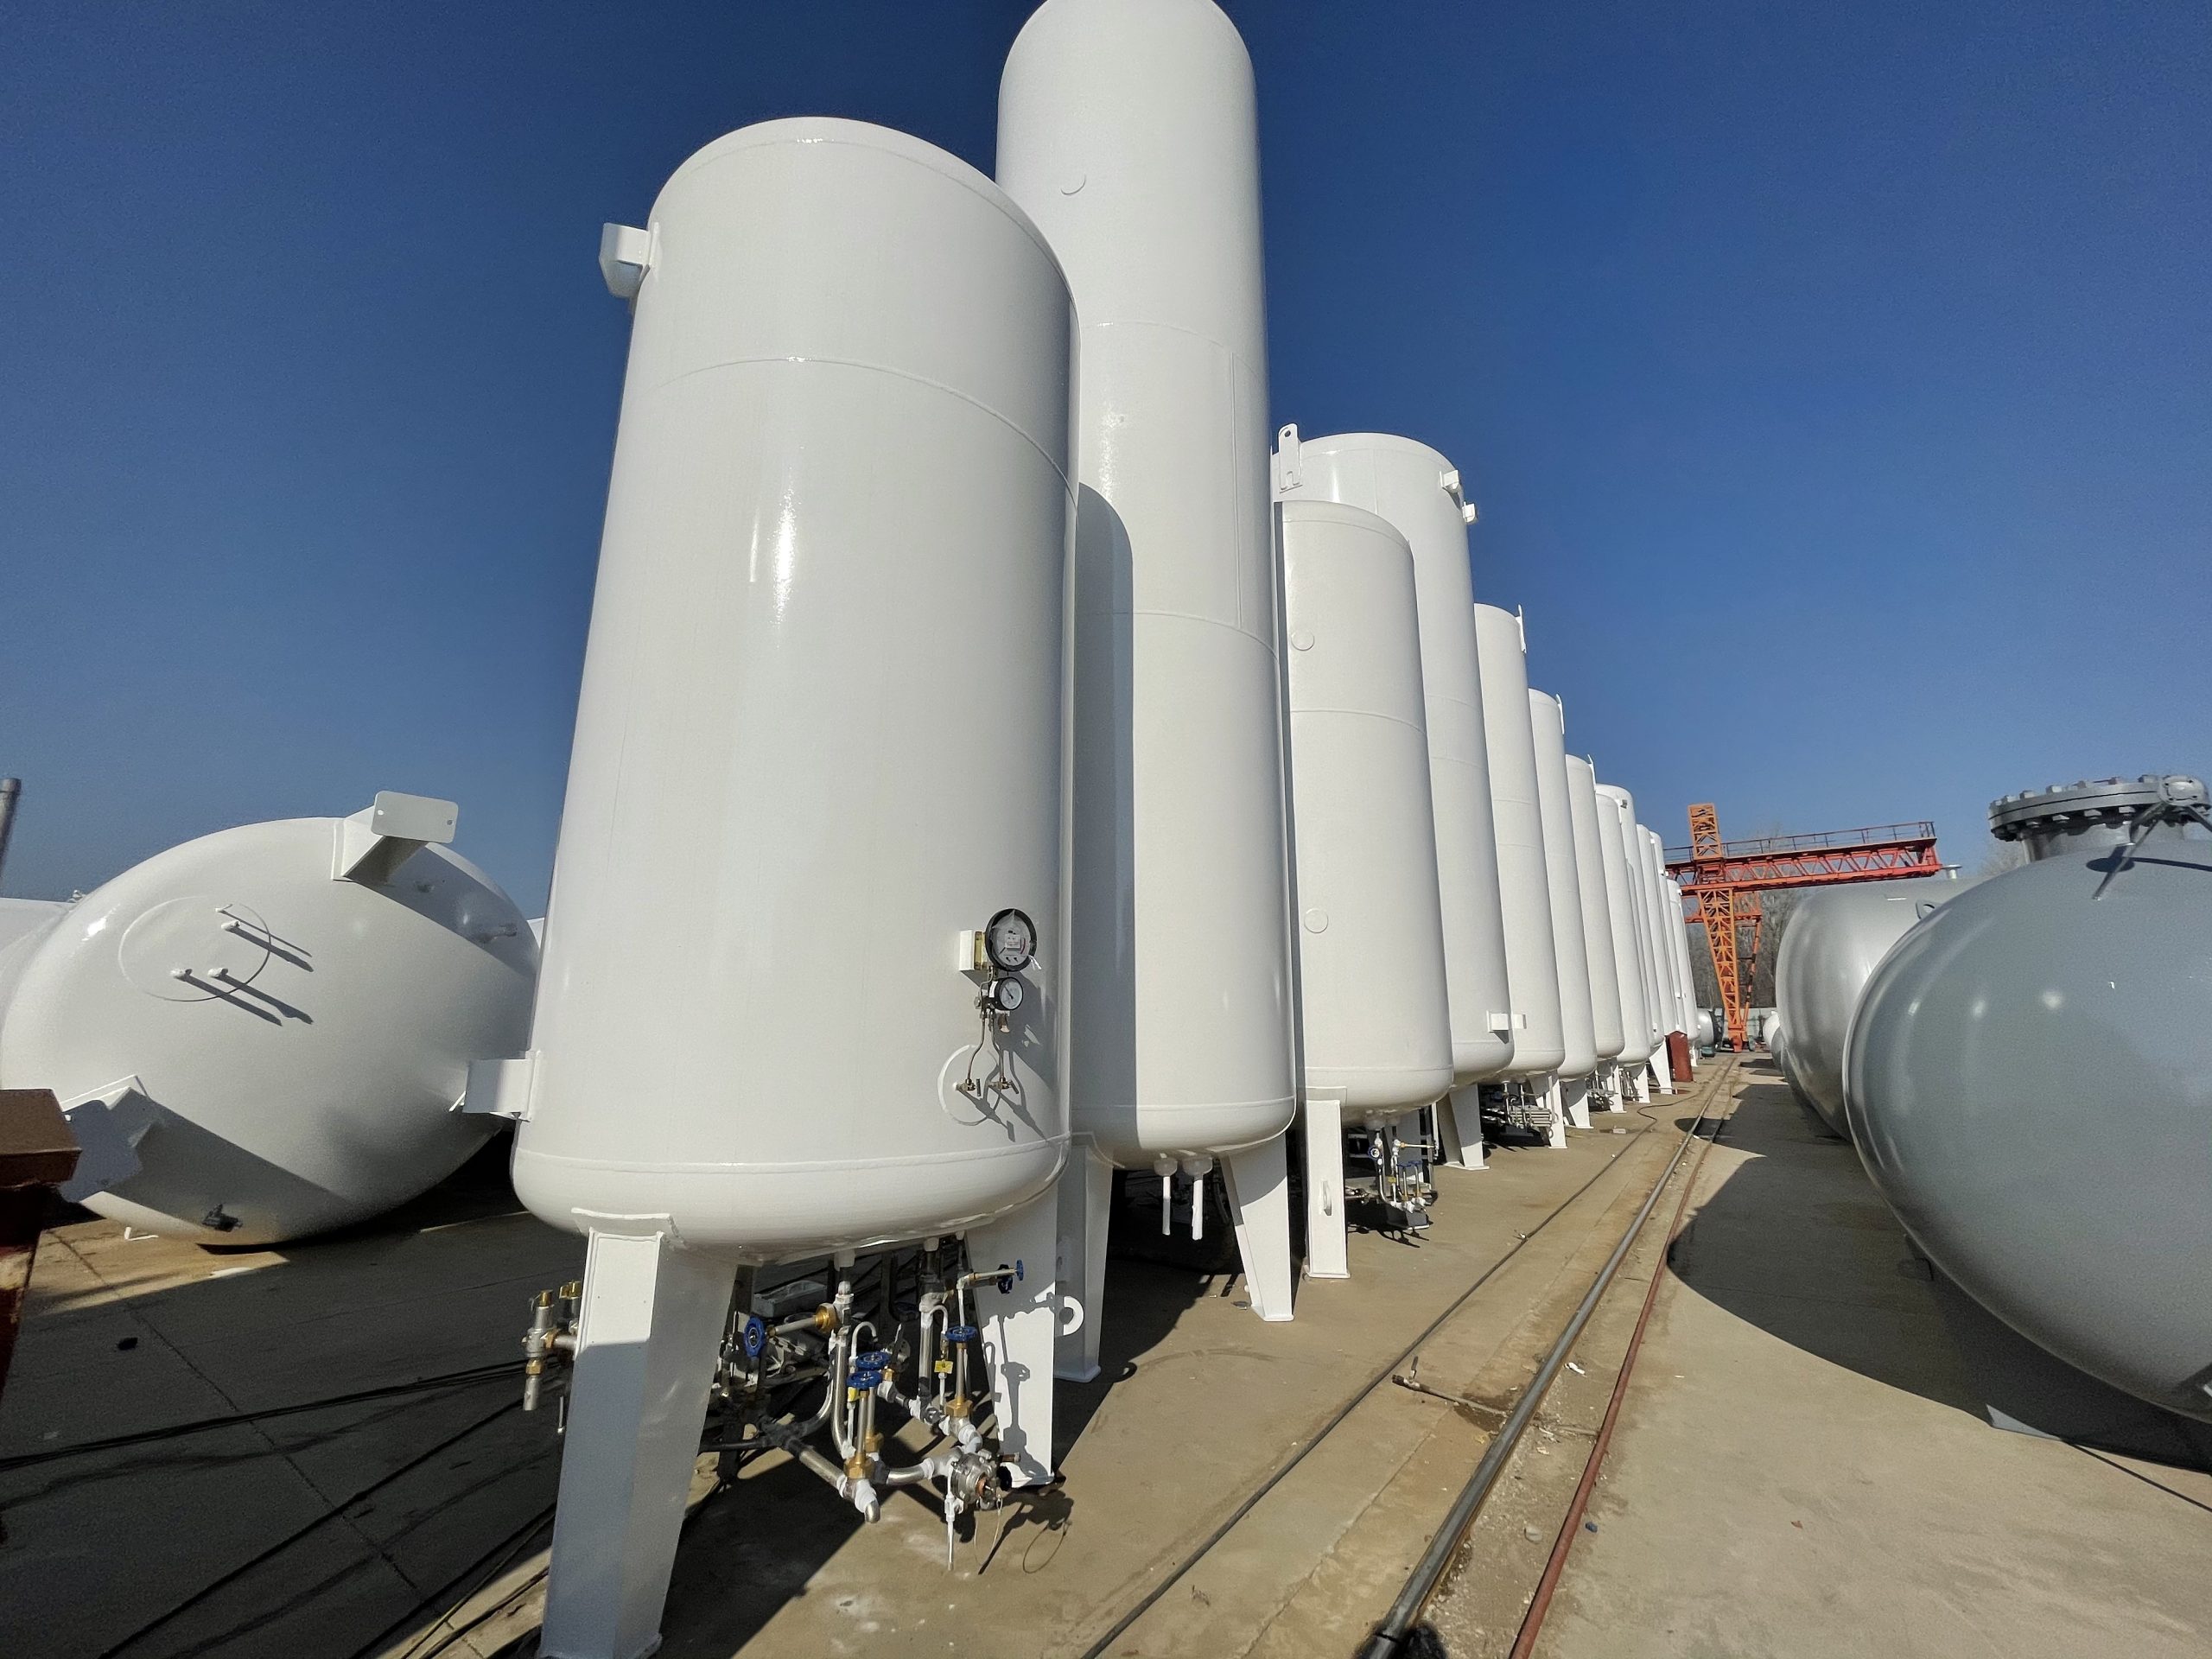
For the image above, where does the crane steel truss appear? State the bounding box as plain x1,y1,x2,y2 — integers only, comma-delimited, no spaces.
1667,808,1942,1048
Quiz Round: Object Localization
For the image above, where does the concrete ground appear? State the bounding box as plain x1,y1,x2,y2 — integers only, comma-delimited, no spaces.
1511,1066,2212,1659
0,1143,582,1659
0,1078,1717,1659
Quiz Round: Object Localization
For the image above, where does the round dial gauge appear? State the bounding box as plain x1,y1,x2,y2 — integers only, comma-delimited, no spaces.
984,907,1036,974
988,976,1026,1013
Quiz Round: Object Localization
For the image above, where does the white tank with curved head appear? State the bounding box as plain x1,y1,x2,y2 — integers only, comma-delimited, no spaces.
1592,785,1654,1065
1562,759,1625,1061
1636,828,1677,1036
1280,501,1454,1125
1472,606,1561,1075
1599,787,1663,1053
1528,692,1597,1077
1664,873,1696,1035
1694,1008,1717,1048
0,800,537,1245
1646,830,1688,1034
1273,432,1512,1083
998,0,1294,1165
1777,877,1964,1137
512,119,1076,1260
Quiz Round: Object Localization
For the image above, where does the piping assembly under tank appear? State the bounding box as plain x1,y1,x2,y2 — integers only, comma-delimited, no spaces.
1847,774,2212,1421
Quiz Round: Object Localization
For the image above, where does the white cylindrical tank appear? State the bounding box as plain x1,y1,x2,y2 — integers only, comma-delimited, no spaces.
0,898,65,1020
1473,606,1561,1075
1280,501,1455,1124
1273,432,1513,1083
1527,691,1597,1077
1664,873,1696,1035
0,801,537,1244
1599,787,1664,1053
1562,759,1625,1061
998,0,1295,1165
1777,877,1967,1137
512,119,1076,1258
1639,828,1684,1035
1592,785,1654,1065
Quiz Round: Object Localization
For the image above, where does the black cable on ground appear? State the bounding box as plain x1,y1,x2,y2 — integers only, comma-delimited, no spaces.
93,1393,521,1659
0,1361,520,1474
1074,1109,1668,1659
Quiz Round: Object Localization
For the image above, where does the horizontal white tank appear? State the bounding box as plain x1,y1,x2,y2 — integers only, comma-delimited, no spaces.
1280,501,1454,1122
1473,605,1562,1075
1562,758,1625,1061
1273,432,1513,1083
511,119,1076,1259
0,798,536,1244
1592,783,1654,1065
0,898,66,1017
1528,690,1597,1078
998,0,1294,1165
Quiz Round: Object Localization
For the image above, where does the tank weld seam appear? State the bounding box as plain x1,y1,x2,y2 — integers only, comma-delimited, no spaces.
1287,706,1427,735
638,354,1075,489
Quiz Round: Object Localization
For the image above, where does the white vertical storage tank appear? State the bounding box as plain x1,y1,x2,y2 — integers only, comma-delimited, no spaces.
1527,692,1598,1122
1271,433,1514,1083
1665,874,1699,1060
1597,784,1664,1093
504,118,1077,1659
1279,500,1455,1277
1644,830,1688,1038
1592,782,1654,1088
1563,757,1627,1079
1635,825,1682,1091
1473,606,1562,1077
998,0,1300,1362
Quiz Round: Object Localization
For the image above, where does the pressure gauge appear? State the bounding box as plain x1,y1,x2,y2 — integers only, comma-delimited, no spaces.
983,907,1036,974
988,976,1026,1013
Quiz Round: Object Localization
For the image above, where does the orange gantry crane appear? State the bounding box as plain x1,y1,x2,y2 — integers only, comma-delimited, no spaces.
1666,804,1942,1048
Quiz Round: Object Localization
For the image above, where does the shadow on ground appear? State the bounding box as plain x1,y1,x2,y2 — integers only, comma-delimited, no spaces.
1670,1077,2212,1469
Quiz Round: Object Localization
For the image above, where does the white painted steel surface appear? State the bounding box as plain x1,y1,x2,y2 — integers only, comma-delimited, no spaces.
1596,785,1662,1056
0,809,536,1244
1272,431,1513,1082
1777,877,1963,1137
1527,691,1597,1078
999,0,1295,1164
512,119,1076,1258
1665,874,1698,1035
1563,758,1625,1060
1592,784,1652,1065
1280,500,1454,1123
0,898,64,1020
1472,605,1562,1075
1643,830,1688,1034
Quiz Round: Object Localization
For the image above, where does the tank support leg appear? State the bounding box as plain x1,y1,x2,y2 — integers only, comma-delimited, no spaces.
1052,1136,1111,1382
539,1228,735,1659
1652,1049,1675,1096
969,1185,1060,1488
1631,1065,1652,1104
1440,1084,1487,1170
1301,1090,1350,1281
1561,1077,1592,1130
1224,1134,1295,1323
1543,1077,1568,1148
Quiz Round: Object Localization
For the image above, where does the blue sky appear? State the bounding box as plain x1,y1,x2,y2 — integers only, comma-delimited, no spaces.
3,2,2206,906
